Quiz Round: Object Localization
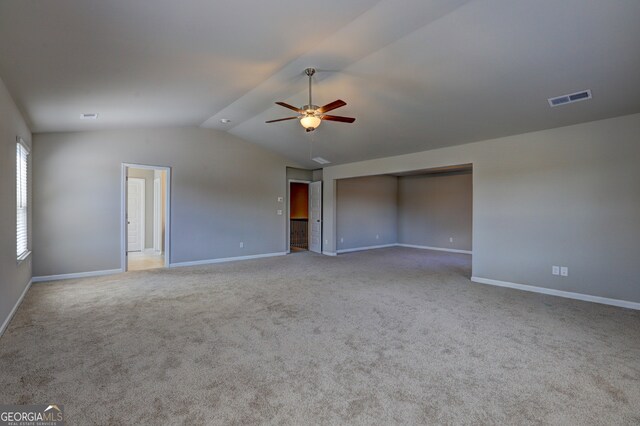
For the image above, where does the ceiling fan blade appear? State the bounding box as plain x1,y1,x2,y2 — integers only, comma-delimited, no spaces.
265,116,299,123
275,102,303,113
322,115,355,123
317,99,346,114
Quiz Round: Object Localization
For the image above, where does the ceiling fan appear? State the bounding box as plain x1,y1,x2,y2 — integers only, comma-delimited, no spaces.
266,68,355,132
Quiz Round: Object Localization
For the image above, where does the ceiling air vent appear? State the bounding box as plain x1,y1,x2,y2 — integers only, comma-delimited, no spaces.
548,90,592,107
312,157,331,165
80,113,99,119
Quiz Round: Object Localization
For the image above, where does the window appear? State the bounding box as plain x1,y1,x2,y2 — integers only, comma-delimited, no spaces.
16,138,29,260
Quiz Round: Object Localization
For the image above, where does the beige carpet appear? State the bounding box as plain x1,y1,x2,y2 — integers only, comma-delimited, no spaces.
1,247,639,424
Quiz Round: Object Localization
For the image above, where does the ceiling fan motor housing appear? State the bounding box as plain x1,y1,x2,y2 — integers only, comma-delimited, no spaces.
303,105,320,114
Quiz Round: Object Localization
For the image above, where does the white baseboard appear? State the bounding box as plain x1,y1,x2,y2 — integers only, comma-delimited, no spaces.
337,243,397,254
169,252,287,268
32,268,123,283
322,251,337,256
335,243,471,255
471,276,640,311
0,279,32,337
397,243,472,254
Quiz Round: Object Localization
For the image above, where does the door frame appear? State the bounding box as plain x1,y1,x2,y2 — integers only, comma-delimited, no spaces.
127,177,146,253
121,163,171,271
287,179,311,254
153,176,162,253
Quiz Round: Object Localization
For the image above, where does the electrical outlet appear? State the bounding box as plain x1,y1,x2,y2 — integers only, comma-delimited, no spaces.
560,267,568,277
325,239,328,245
449,237,453,243
340,237,344,243
277,209,283,215
552,266,560,276
376,234,379,240
239,242,244,248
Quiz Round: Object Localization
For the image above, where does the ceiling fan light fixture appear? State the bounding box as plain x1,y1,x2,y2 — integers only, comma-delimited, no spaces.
266,67,354,131
300,115,321,130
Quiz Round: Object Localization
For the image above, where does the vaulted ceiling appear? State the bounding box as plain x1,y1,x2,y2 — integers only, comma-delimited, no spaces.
1,0,639,168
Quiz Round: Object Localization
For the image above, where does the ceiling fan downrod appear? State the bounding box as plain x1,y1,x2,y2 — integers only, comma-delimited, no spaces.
304,67,316,112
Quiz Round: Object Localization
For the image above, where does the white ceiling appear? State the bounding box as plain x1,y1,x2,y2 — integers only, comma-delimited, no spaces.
1,0,639,168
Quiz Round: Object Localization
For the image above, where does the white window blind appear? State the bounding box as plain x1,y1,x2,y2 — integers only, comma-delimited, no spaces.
16,139,29,260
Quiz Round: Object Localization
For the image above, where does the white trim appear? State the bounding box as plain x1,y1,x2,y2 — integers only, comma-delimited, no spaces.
0,279,32,337
330,243,472,255
121,164,127,271
32,269,123,283
16,135,30,153
169,252,287,268
17,250,32,265
122,163,171,271
471,276,640,311
153,177,162,252
337,243,396,254
397,243,472,254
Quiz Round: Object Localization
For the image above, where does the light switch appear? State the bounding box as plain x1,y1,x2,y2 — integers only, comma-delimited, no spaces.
552,266,560,276
277,209,283,215
277,197,283,202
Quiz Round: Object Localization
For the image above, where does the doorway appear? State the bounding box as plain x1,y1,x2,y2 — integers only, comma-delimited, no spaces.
121,163,171,271
289,181,309,251
287,179,322,253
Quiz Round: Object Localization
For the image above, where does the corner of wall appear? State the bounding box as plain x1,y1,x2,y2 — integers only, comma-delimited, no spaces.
0,74,33,336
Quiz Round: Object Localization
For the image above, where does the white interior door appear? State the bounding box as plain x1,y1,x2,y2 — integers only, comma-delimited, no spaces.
309,181,322,253
127,178,145,252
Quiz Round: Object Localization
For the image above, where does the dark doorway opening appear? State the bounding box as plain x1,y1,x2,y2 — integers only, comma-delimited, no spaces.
290,182,309,251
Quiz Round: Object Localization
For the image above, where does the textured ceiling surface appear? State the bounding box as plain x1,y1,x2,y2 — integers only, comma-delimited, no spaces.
1,0,639,167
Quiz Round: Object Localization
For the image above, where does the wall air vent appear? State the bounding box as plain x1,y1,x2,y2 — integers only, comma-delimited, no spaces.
80,113,99,119
548,90,592,107
312,157,331,165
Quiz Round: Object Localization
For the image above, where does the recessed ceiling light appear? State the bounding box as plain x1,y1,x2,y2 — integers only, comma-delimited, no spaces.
220,118,232,124
80,113,98,120
312,157,331,165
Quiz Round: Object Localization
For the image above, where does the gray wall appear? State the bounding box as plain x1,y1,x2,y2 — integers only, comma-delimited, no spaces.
336,175,397,251
128,168,155,249
398,172,472,251
0,76,32,331
33,127,299,276
323,113,640,303
286,167,312,182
